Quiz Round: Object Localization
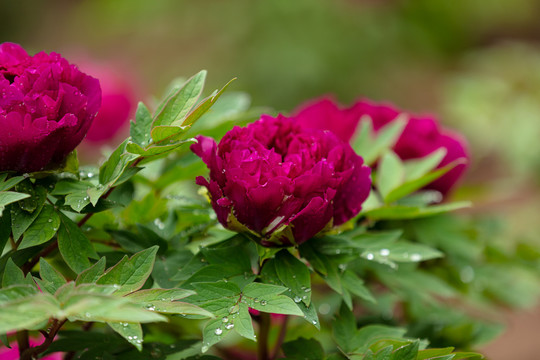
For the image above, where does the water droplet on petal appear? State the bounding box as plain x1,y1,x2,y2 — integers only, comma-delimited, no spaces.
366,253,374,260
293,296,302,303
380,248,390,256
260,300,267,306
225,323,234,330
214,328,223,335
222,317,229,323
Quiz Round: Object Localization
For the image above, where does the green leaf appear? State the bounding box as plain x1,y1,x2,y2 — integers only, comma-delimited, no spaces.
341,271,376,303
57,212,99,273
0,174,26,192
415,348,454,360
19,205,60,250
0,284,37,303
372,346,394,360
125,289,212,317
282,337,325,360
300,242,343,294
234,302,256,341
61,292,167,324
390,341,419,360
76,257,107,285
353,115,407,165
0,191,30,217
130,102,153,147
107,322,144,351
10,185,47,240
377,151,405,202
0,210,11,257
190,281,242,302
274,250,311,306
51,179,93,195
150,125,190,145
385,159,467,203
403,148,446,181
201,318,231,352
243,283,303,316
15,179,40,212
36,258,66,294
452,352,484,359
200,236,256,273
153,70,207,127
125,140,194,158
296,300,320,329
64,190,91,212
2,258,34,288
98,139,139,190
332,303,357,353
96,246,159,296
361,241,443,265
0,294,58,333
182,77,236,127
363,202,472,220
352,325,407,354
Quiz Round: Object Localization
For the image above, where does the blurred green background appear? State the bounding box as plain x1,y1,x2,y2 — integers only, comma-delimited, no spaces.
2,0,540,357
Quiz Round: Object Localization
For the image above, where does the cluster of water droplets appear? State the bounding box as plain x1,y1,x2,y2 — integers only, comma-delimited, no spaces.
127,335,143,345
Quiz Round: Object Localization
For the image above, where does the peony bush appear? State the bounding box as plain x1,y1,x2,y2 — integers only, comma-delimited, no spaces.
1,43,538,360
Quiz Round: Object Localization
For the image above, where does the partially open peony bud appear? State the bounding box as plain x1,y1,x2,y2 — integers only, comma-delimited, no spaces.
191,114,372,247
294,97,469,195
0,42,101,173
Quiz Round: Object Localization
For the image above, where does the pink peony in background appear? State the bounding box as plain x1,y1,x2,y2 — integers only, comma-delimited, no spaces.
76,60,138,144
294,97,469,195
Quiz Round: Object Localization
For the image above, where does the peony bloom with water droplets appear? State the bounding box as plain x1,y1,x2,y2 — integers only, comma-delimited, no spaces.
0,42,101,172
191,114,372,247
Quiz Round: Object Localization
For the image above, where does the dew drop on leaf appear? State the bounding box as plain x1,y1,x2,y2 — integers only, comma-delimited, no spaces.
410,253,421,261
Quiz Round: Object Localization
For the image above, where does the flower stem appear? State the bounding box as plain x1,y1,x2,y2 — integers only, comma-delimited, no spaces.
270,315,289,360
17,330,29,358
258,312,270,360
20,319,66,360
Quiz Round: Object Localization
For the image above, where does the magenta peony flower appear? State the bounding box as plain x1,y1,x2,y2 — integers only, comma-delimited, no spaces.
294,98,469,195
191,114,371,247
0,42,101,173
